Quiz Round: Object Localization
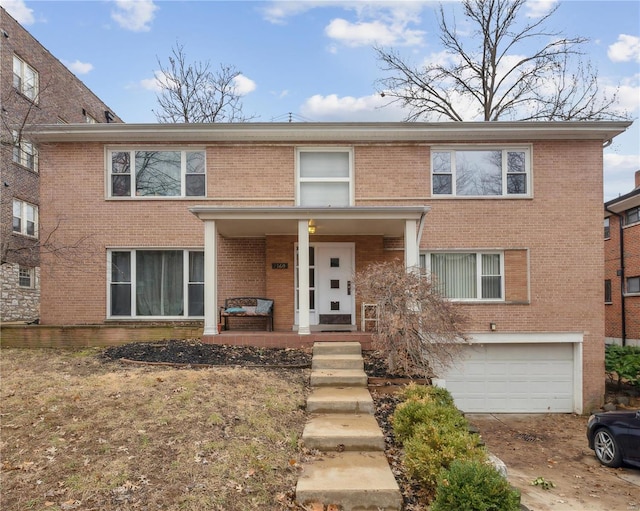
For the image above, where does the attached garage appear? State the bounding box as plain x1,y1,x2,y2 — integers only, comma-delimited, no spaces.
437,333,583,413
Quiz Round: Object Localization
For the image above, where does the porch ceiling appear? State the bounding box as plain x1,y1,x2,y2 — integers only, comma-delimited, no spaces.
189,206,430,238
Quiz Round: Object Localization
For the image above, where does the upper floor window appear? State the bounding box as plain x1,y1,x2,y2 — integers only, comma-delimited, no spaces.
12,130,38,171
12,199,38,237
12,55,39,101
426,251,504,300
604,218,610,239
19,266,35,288
605,279,612,303
297,149,352,206
432,148,530,197
108,150,206,198
627,276,640,295
624,206,639,226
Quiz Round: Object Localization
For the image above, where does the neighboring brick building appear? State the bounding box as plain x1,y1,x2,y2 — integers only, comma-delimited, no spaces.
0,7,122,322
605,170,640,347
30,120,631,414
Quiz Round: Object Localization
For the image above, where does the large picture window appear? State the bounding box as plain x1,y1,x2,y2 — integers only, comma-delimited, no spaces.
12,199,38,237
13,55,39,101
432,148,530,197
109,150,205,198
426,252,503,300
108,249,204,317
297,149,352,206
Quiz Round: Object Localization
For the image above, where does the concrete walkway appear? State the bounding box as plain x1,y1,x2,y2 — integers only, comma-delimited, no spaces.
296,342,402,511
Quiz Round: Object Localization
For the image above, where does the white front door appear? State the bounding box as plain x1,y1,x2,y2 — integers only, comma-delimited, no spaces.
316,244,354,325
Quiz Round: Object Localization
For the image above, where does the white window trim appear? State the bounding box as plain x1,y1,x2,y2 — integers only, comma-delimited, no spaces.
296,147,354,206
12,130,38,172
12,54,39,101
12,199,38,238
106,248,204,319
431,145,532,198
106,148,207,199
423,250,505,302
18,266,35,288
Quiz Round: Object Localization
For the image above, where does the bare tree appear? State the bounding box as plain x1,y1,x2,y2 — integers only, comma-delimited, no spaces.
375,0,625,121
153,43,255,123
354,261,468,377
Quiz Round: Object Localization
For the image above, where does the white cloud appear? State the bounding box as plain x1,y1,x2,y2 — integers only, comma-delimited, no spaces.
525,0,557,18
608,34,640,63
604,153,640,200
300,92,407,121
233,74,256,96
64,59,93,75
0,0,34,24
111,0,158,32
325,17,423,47
139,70,165,92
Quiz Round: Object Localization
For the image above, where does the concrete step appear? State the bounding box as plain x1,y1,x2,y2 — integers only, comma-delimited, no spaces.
313,341,362,357
302,414,385,452
296,451,402,511
310,369,368,387
312,354,364,371
307,386,374,414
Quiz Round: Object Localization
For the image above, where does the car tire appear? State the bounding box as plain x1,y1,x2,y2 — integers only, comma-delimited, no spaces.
593,427,623,468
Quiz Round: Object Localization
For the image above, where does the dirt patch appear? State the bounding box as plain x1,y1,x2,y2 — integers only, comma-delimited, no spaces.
469,413,640,511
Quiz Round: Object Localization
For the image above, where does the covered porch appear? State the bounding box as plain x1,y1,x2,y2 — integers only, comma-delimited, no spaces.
189,206,430,343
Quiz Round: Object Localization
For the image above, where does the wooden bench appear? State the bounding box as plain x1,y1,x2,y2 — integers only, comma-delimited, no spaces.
219,297,274,331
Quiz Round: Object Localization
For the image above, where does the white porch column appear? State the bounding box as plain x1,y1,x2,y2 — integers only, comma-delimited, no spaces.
203,220,218,335
297,220,311,335
404,219,419,270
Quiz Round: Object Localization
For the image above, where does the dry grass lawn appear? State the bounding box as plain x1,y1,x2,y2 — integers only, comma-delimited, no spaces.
1,348,310,510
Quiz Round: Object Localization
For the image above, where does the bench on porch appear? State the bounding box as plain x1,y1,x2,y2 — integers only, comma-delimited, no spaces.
219,297,274,331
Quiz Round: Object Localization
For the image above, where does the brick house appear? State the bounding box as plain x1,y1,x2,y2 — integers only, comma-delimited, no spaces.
30,120,631,414
0,7,122,322
605,170,640,347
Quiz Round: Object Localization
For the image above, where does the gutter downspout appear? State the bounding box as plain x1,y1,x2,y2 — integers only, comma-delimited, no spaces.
605,206,626,346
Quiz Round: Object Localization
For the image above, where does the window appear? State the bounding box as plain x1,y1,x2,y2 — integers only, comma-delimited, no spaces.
108,249,204,317
432,148,530,197
12,130,38,171
604,218,610,239
427,252,503,300
605,279,612,303
297,149,352,206
19,267,35,288
12,200,38,237
627,276,640,295
12,55,38,101
625,206,639,226
109,150,205,198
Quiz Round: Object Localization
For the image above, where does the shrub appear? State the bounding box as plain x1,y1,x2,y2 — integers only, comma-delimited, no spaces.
393,395,467,443
402,382,456,407
605,344,640,388
431,459,521,511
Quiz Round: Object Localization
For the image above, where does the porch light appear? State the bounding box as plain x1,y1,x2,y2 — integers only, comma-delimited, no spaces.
308,220,316,234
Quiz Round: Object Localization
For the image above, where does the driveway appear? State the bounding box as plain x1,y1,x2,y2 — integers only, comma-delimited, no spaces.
469,413,640,511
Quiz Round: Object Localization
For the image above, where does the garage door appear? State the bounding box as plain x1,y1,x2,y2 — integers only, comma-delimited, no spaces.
439,343,574,413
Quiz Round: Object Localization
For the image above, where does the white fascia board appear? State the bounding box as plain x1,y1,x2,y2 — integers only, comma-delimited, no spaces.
467,332,584,344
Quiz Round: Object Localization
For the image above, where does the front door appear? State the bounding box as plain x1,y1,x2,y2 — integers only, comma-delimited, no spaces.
315,244,354,325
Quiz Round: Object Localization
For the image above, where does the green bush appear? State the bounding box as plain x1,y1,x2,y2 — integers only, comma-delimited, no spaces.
605,344,640,388
431,459,521,511
393,396,468,444
402,382,456,407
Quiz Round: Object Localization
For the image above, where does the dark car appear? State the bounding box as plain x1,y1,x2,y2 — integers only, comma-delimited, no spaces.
587,409,640,468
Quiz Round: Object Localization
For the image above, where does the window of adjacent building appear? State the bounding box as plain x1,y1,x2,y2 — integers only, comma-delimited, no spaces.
12,54,38,101
108,249,204,318
108,150,206,198
85,113,97,123
12,199,38,237
604,218,610,239
12,130,38,171
627,276,640,295
625,206,640,226
425,252,503,300
431,147,530,197
605,279,612,303
19,266,35,288
297,149,352,206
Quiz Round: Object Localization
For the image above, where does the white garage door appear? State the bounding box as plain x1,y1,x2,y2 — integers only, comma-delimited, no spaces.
440,343,574,413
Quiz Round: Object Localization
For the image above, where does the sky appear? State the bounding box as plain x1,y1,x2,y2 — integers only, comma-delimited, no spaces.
2,0,639,200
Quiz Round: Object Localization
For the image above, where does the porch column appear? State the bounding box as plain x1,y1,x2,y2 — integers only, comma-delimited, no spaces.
203,220,218,336
297,219,311,335
404,219,419,270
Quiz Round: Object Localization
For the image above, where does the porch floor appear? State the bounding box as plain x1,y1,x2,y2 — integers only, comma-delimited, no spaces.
202,330,373,350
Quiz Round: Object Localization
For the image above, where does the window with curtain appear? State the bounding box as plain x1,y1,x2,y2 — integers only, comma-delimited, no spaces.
428,252,503,300
298,149,352,206
109,249,204,317
432,147,530,197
